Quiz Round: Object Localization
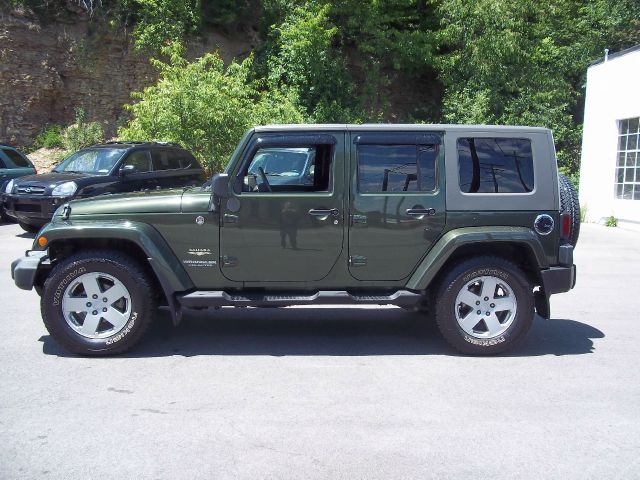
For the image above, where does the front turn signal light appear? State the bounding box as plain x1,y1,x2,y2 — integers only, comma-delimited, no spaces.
37,236,48,247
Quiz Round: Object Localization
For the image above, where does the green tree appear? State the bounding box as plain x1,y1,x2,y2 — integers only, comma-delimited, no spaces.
132,0,201,51
119,43,305,172
266,2,359,122
435,0,640,173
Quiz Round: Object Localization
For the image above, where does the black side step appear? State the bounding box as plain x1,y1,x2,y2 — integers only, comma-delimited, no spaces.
177,290,422,309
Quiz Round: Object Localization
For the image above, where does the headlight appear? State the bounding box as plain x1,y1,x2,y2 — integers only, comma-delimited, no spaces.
51,181,77,197
5,179,14,194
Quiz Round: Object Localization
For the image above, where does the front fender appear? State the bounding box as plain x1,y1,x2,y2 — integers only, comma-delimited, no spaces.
34,220,194,295
406,226,549,291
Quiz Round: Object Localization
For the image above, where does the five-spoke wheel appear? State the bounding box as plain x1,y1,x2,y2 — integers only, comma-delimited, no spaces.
42,250,155,355
435,256,534,355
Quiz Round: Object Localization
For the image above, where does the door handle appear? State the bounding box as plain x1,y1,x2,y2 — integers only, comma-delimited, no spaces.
405,207,436,219
308,208,339,220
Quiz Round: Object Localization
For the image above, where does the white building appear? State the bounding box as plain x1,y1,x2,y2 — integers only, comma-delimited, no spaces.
579,45,640,230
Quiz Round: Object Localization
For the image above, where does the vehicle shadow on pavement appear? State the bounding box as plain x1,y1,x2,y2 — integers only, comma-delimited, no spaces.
39,308,604,358
16,231,35,239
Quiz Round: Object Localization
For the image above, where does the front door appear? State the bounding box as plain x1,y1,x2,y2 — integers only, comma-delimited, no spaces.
348,131,446,281
219,132,345,282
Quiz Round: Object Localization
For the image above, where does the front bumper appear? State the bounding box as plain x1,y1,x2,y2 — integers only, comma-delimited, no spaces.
11,251,48,291
3,194,70,224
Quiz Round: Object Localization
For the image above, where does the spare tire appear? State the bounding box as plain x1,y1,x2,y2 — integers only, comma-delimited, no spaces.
559,174,580,247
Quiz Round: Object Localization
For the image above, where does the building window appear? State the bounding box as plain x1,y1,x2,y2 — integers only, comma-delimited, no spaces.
615,117,640,200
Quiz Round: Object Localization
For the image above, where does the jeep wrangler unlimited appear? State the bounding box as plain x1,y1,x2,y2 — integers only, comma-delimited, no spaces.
11,125,578,356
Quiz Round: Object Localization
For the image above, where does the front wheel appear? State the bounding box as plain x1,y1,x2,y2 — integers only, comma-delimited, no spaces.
41,250,156,355
435,256,534,355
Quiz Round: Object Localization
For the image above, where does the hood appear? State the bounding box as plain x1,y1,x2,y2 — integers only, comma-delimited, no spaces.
14,171,93,186
61,188,185,217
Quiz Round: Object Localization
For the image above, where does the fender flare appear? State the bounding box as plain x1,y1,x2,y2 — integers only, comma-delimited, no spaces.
34,220,194,322
405,226,549,291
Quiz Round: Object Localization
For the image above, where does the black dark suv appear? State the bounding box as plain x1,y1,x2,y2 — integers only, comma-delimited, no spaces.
3,141,207,232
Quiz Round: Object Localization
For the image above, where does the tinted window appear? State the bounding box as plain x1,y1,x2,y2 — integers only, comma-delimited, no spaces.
2,149,31,168
152,149,194,171
0,155,6,168
54,148,124,175
458,138,534,193
124,151,152,173
357,144,438,193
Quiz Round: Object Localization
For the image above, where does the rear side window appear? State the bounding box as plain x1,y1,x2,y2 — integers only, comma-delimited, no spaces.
357,144,438,193
152,150,196,171
2,148,32,168
458,138,534,193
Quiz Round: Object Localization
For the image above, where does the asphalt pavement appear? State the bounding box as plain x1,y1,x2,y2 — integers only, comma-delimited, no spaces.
0,221,639,479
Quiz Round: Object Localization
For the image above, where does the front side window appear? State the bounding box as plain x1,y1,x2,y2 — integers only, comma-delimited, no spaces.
458,138,534,193
124,151,152,173
357,144,438,193
242,146,331,193
615,117,640,200
54,148,125,175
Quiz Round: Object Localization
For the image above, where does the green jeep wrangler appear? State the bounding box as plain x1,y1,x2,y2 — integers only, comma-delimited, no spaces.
11,125,579,356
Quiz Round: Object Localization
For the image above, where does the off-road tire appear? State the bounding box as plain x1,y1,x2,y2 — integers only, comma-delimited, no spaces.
435,256,534,355
559,174,580,247
41,250,156,356
18,221,40,233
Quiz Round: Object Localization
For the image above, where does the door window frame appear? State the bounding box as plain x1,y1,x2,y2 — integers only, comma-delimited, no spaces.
232,134,338,197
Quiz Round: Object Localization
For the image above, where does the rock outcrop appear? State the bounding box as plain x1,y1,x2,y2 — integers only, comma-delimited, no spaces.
0,9,251,147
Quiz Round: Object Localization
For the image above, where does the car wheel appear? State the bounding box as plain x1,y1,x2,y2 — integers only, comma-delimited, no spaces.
41,250,156,356
559,174,580,247
0,206,8,223
18,221,41,233
435,256,534,355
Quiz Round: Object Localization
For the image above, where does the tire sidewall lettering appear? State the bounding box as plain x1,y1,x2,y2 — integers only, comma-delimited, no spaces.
52,266,87,306
105,312,138,345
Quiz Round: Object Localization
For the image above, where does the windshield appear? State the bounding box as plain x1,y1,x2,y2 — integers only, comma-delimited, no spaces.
248,148,312,176
54,148,125,175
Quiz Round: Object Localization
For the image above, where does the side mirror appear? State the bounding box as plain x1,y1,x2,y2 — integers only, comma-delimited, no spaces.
212,173,230,198
119,164,137,176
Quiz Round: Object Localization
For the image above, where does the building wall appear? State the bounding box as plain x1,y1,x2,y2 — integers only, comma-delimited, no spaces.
579,48,640,231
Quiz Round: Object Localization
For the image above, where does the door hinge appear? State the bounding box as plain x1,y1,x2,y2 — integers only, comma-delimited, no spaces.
222,255,238,267
349,255,367,267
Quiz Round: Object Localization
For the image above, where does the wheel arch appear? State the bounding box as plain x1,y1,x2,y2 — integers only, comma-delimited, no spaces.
406,226,549,292
33,222,194,311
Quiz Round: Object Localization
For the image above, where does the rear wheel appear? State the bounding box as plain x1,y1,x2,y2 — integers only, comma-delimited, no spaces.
435,256,534,355
41,250,156,355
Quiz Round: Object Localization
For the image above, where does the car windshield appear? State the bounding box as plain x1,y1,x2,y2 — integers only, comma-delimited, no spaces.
249,148,311,176
54,148,125,175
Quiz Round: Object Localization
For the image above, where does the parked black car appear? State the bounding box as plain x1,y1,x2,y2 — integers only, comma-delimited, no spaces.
3,141,206,232
0,145,37,222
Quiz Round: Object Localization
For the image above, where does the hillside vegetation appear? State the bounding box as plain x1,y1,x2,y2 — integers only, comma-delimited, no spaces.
7,0,640,174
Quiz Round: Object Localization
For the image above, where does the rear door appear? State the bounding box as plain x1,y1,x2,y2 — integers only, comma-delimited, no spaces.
348,131,446,281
